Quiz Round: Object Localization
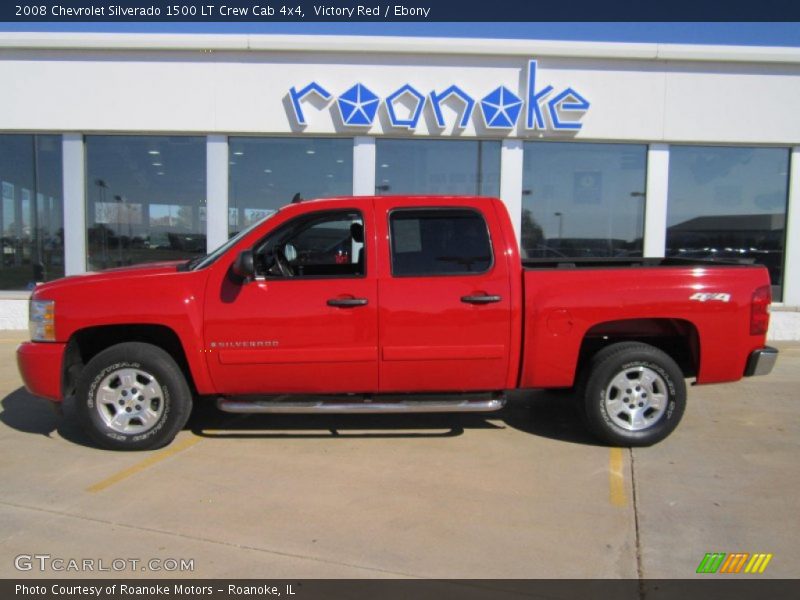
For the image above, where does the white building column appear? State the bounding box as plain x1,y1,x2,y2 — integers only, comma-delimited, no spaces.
500,139,524,245
62,134,86,275
644,143,670,258
353,137,376,196
206,135,229,252
782,147,800,306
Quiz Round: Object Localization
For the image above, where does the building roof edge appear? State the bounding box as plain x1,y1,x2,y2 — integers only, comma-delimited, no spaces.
0,32,799,64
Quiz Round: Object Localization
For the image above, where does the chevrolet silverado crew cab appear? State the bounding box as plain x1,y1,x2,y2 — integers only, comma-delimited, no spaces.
17,196,778,450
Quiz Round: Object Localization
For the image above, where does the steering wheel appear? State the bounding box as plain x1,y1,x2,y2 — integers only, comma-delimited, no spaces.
273,247,295,278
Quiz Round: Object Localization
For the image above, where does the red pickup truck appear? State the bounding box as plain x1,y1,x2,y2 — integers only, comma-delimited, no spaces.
17,196,777,450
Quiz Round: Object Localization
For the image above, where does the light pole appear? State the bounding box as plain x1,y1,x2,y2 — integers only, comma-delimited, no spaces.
114,195,124,266
554,211,563,240
630,192,646,251
95,179,108,268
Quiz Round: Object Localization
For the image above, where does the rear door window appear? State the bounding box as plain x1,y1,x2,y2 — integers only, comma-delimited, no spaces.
389,208,493,276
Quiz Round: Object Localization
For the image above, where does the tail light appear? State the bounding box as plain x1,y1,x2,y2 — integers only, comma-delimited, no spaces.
750,285,772,336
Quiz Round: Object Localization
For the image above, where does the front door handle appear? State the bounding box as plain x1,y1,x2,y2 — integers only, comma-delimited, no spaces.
327,297,369,308
461,294,502,304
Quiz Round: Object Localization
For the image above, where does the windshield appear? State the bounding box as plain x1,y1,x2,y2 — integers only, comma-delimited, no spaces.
185,211,280,271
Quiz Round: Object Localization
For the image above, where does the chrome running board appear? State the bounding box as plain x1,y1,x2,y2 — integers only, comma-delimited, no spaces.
216,393,506,414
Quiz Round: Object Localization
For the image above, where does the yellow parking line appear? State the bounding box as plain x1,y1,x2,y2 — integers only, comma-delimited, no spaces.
609,447,627,507
86,436,200,493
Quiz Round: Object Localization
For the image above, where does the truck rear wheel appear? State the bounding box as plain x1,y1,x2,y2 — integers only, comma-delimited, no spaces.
75,342,193,451
578,342,686,446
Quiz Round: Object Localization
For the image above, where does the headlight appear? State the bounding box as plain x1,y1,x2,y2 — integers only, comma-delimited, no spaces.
29,299,55,342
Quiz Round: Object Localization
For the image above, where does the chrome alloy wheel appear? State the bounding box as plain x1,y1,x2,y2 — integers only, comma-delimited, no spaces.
94,368,165,434
603,366,668,431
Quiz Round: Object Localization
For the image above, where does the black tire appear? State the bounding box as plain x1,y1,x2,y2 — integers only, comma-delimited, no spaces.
578,342,686,446
75,342,193,451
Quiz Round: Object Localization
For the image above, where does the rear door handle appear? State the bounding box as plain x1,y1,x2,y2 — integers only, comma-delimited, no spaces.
461,294,502,304
327,297,369,308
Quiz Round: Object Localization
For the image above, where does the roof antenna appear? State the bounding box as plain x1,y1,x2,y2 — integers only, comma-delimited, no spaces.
291,193,303,204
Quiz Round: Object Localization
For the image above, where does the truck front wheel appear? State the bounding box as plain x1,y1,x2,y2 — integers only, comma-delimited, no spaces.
75,342,193,451
579,342,686,446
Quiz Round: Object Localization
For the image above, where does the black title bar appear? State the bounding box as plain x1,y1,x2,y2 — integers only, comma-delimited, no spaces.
6,580,800,600
3,0,800,22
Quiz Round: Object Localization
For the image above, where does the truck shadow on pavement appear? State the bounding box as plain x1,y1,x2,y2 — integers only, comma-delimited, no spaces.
0,387,603,448
0,387,93,446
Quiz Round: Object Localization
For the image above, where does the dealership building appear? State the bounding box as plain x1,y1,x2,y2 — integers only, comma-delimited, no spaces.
0,32,799,338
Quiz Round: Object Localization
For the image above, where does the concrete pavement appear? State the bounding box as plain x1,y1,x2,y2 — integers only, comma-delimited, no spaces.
0,331,796,579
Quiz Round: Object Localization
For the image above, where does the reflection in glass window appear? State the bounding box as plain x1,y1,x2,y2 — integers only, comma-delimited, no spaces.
85,136,206,270
522,142,647,259
229,138,353,236
255,211,364,278
666,146,789,300
0,135,64,290
390,209,493,276
375,139,500,196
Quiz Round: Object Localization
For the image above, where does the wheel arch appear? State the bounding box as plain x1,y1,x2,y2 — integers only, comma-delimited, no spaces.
576,318,700,383
64,324,197,399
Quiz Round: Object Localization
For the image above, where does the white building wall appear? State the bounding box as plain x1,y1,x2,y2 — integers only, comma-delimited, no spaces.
206,135,229,252
0,296,27,330
643,144,669,258
662,63,800,144
62,134,87,276
0,34,799,338
500,140,524,243
783,147,800,307
352,137,376,196
0,45,798,144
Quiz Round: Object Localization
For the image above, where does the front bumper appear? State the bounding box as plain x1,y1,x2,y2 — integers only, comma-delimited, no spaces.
17,341,66,402
744,346,779,377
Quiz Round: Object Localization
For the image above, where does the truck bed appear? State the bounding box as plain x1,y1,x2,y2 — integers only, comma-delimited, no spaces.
519,259,769,389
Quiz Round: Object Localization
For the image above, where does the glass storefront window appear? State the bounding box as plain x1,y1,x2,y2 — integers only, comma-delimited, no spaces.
375,139,500,196
522,142,647,259
228,137,353,236
666,146,789,300
85,136,206,270
0,135,64,290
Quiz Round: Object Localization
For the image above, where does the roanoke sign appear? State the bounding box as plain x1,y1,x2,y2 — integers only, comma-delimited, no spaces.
288,60,590,133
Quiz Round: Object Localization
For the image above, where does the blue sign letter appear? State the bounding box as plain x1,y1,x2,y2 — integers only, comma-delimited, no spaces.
526,60,553,130
547,87,590,130
289,82,331,126
480,86,523,129
337,83,380,127
429,85,475,129
386,84,426,129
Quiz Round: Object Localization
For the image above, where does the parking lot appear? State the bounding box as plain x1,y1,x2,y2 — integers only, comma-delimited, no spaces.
0,330,797,579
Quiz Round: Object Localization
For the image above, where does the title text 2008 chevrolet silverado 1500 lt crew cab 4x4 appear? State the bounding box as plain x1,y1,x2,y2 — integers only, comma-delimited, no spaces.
17,196,778,450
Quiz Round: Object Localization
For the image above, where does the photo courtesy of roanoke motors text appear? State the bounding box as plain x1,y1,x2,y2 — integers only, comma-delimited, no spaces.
15,584,298,596
1,1,799,598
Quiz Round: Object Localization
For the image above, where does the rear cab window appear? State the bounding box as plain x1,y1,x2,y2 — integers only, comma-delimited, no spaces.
389,208,493,276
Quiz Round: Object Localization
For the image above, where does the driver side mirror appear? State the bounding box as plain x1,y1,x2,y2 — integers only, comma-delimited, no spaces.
232,249,255,281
